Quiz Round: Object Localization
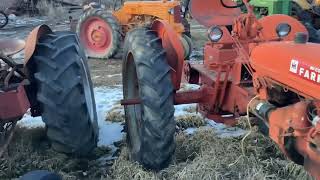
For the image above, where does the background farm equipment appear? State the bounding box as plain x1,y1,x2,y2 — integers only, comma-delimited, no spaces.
0,11,8,29
241,0,320,42
0,25,98,157
120,0,320,178
247,0,292,17
74,0,192,60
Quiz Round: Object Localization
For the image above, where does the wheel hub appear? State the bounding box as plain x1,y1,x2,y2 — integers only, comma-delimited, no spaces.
81,17,113,53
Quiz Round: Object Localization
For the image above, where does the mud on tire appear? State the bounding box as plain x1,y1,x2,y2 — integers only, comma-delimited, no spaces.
27,31,98,156
76,9,121,59
122,28,176,170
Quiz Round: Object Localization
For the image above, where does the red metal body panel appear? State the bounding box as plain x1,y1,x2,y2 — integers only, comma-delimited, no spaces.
181,39,255,123
0,85,30,121
258,15,308,41
251,42,320,100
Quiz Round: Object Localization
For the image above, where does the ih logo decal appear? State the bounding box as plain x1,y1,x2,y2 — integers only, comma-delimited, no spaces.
290,59,299,74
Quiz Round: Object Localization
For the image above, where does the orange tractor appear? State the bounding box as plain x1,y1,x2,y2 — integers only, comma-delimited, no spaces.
75,0,192,60
120,0,320,178
0,25,98,157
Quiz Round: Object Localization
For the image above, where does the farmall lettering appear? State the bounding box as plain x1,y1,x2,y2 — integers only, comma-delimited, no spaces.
290,59,320,84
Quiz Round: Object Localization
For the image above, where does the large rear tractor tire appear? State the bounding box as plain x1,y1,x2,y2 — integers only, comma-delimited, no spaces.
27,31,98,156
76,9,121,59
122,28,176,170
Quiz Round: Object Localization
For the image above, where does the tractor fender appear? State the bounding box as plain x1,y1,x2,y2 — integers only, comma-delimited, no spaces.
24,24,53,66
151,20,185,90
258,14,308,41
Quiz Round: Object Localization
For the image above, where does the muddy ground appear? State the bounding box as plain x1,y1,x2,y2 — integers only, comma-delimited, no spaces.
0,7,314,180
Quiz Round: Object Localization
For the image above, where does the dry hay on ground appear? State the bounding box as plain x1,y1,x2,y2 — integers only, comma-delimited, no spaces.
0,127,113,180
36,0,67,17
105,104,125,123
0,124,314,180
109,129,313,180
176,114,206,129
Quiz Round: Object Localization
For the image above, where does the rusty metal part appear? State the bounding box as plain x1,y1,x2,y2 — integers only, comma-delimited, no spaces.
152,20,185,90
249,100,320,179
24,25,52,66
0,84,30,121
0,54,25,78
0,121,17,157
4,67,16,89
0,39,25,57
121,87,208,106
190,0,241,27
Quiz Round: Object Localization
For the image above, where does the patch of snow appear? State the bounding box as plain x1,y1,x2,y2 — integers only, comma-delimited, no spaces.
185,128,197,135
18,85,246,148
17,86,125,147
107,73,122,78
98,122,123,147
184,120,247,138
93,86,124,147
8,14,16,20
18,113,45,128
175,104,197,116
206,120,247,138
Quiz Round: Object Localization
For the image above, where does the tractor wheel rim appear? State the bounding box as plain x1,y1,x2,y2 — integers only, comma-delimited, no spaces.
80,17,113,55
79,57,95,122
124,53,142,155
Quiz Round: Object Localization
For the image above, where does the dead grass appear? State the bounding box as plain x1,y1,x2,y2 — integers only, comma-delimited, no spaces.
37,0,67,19
176,114,206,129
108,129,313,180
0,126,113,179
105,104,125,123
0,119,313,180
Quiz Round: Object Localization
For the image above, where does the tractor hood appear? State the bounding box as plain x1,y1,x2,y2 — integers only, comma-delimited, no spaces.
190,0,241,27
251,42,320,99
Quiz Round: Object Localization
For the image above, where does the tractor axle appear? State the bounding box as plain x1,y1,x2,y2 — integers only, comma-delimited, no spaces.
121,87,208,106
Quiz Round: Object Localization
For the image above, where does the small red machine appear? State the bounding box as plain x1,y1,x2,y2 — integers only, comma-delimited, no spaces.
121,0,320,178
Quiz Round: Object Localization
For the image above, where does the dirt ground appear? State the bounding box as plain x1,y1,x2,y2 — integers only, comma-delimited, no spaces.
0,6,315,180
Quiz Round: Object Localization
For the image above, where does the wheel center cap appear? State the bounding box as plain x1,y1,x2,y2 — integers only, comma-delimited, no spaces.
91,30,104,43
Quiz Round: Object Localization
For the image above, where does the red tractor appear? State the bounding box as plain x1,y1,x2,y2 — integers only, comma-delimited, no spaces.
0,25,98,157
121,0,320,178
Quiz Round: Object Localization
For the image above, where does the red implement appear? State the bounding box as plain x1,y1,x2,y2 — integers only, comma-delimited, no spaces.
190,0,241,27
